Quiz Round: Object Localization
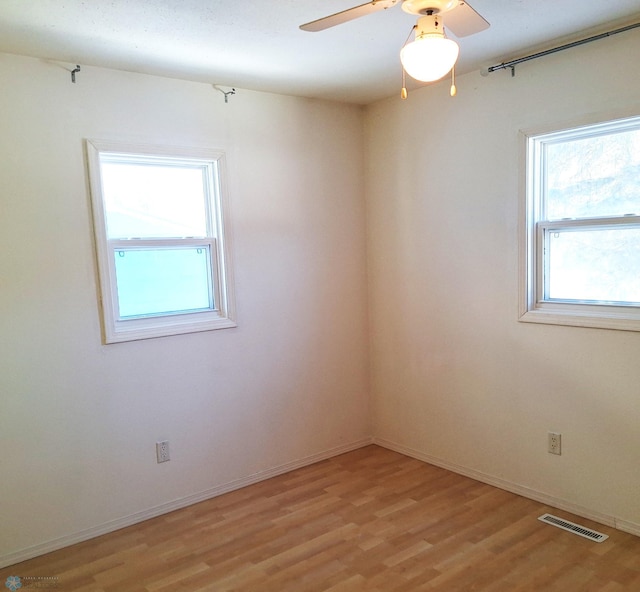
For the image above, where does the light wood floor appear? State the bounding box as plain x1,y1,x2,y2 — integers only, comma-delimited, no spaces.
3,445,639,591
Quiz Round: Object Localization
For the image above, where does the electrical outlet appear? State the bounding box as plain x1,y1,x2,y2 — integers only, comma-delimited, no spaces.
548,432,561,455
156,440,170,463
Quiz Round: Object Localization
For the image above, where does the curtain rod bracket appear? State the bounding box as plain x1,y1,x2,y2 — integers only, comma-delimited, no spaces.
71,65,81,83
213,85,236,103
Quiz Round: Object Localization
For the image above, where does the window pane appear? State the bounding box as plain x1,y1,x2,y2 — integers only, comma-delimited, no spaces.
114,247,213,318
101,161,208,238
545,128,640,219
547,227,640,304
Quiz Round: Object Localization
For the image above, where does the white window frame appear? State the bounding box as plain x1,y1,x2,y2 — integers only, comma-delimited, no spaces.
86,139,236,343
520,113,640,331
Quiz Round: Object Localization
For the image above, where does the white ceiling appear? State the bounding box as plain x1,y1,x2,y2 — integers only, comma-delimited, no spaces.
0,1,638,104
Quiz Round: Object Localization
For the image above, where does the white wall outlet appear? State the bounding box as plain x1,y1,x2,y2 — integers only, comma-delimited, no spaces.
548,432,561,455
156,440,170,463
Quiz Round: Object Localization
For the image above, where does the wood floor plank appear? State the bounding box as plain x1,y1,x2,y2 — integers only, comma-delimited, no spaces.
2,445,639,591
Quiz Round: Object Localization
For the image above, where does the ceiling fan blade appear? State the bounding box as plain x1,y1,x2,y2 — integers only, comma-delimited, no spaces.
300,0,399,32
442,1,489,37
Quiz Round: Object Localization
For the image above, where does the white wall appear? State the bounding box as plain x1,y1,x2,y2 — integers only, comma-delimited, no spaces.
0,54,371,565
366,29,640,532
3,25,640,568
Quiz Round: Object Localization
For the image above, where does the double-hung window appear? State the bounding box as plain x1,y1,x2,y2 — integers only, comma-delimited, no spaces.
87,140,236,343
521,115,640,331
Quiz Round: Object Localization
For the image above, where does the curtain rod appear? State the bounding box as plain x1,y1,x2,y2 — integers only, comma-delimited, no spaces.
484,21,640,76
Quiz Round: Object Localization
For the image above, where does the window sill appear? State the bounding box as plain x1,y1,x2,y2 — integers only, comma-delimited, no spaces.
519,304,640,332
104,314,237,344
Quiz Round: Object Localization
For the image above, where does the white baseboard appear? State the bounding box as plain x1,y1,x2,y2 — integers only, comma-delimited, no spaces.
5,436,636,570
0,437,373,569
374,437,640,538
616,519,640,538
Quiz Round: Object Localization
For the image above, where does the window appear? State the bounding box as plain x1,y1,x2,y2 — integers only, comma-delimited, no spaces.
520,115,640,331
86,140,236,343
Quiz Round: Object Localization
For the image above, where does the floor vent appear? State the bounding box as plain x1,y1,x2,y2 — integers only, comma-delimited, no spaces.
538,513,608,542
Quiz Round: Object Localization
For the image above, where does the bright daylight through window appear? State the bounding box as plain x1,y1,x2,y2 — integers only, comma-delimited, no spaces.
521,114,640,331
87,140,236,343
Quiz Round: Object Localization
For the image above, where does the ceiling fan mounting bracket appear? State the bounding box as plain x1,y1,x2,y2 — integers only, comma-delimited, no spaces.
401,0,460,16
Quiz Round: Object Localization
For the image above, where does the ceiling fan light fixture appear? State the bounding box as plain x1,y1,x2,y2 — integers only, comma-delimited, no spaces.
400,15,459,82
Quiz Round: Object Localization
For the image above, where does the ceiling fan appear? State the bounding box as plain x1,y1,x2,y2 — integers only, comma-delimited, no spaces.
300,0,490,94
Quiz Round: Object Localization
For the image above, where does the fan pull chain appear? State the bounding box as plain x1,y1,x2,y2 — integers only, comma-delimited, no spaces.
401,67,408,99
450,65,457,96
400,24,416,100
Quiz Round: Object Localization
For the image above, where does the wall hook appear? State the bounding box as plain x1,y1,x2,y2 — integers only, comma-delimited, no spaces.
71,65,81,83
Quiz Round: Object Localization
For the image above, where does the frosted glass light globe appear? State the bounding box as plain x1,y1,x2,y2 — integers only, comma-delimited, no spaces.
400,35,459,82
